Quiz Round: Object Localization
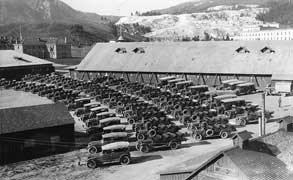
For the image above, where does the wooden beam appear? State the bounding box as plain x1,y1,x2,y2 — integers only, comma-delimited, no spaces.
155,73,159,84
213,74,218,87
149,73,154,84
81,72,85,80
135,72,140,82
184,74,188,81
254,75,260,87
140,73,145,83
126,73,130,82
201,74,206,85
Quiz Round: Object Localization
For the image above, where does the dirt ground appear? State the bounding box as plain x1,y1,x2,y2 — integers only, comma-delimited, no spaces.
1,93,293,180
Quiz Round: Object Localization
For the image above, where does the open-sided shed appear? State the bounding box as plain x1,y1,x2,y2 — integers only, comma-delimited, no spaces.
76,41,293,88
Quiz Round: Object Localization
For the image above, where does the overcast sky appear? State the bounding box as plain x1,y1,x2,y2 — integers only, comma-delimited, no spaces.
61,0,192,16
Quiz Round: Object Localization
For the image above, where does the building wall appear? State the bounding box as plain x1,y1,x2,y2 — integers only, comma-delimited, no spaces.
23,44,50,59
238,29,293,41
0,124,74,165
0,64,54,80
71,46,92,58
56,44,71,59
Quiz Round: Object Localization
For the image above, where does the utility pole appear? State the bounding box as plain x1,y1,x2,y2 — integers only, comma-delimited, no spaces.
262,92,266,135
259,92,266,136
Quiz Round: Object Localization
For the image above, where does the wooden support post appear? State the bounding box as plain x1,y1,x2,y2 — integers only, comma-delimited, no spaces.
149,73,154,85
196,75,200,85
126,73,130,82
254,75,260,87
219,75,222,84
213,74,218,87
262,93,266,135
201,74,206,85
81,72,85,80
140,73,145,83
184,74,188,81
135,72,139,82
155,74,159,84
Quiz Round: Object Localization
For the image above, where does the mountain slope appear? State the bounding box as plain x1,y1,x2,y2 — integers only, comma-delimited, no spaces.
0,0,120,44
117,5,268,41
147,0,279,15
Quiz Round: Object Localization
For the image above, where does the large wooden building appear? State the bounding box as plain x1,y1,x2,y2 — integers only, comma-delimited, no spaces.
0,50,54,80
0,89,75,165
75,41,293,89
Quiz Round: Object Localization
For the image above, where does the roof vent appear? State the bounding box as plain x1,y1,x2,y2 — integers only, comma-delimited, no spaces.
261,46,275,54
115,48,127,54
133,47,145,54
236,47,250,53
13,56,31,63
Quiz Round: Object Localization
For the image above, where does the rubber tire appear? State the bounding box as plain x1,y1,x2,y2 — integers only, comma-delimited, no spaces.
137,133,145,141
148,129,157,138
129,118,135,124
140,145,149,153
206,129,214,137
194,134,203,141
169,142,178,150
120,155,131,165
88,146,98,154
221,131,229,139
87,159,97,169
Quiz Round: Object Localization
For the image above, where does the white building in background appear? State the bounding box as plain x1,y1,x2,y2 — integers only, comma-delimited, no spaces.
235,29,293,41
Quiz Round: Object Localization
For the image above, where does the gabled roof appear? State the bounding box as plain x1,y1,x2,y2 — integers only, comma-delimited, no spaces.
225,148,290,180
232,130,253,141
0,90,74,134
0,50,52,68
77,41,293,75
185,147,291,180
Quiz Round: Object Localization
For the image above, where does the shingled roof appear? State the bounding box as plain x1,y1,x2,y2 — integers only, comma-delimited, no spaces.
0,50,52,68
77,41,293,75
0,90,74,135
185,147,291,180
225,148,290,180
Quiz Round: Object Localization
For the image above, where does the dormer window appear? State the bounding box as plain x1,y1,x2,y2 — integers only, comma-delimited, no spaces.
133,47,145,54
115,48,127,54
236,47,250,53
261,46,275,54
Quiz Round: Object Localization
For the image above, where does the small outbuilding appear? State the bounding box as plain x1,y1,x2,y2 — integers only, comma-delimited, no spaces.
0,89,75,165
271,74,293,93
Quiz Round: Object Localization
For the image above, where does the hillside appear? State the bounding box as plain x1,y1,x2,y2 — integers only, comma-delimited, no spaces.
256,1,293,27
117,5,268,41
145,0,280,15
0,0,120,44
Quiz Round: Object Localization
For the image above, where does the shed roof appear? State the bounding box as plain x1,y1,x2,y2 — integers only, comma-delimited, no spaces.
77,41,293,75
0,50,52,68
0,90,74,134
